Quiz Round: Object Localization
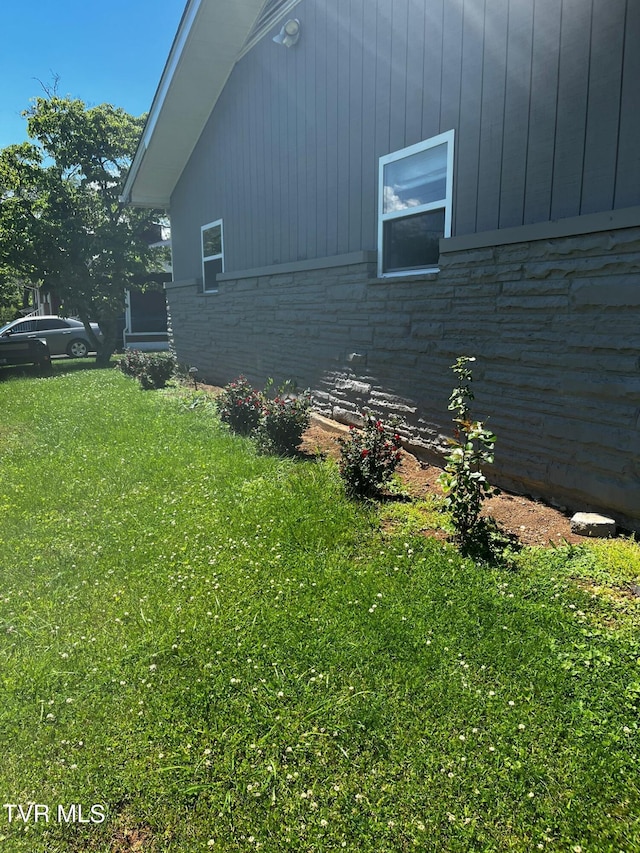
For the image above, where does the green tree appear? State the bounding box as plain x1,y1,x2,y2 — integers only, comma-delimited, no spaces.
0,273,24,325
0,94,167,365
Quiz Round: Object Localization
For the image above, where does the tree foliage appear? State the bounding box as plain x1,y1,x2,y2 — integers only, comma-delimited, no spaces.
0,94,167,364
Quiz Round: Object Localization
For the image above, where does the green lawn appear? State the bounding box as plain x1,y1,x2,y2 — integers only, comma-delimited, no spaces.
0,366,638,852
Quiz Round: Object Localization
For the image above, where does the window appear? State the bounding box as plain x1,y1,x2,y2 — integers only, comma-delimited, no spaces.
201,220,224,292
11,320,37,333
378,130,454,277
36,319,69,330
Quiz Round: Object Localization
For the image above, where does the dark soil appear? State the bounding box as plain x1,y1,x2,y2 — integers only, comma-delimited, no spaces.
300,415,584,548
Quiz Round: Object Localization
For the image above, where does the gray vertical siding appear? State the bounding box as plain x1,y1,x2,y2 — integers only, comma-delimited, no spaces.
170,0,640,281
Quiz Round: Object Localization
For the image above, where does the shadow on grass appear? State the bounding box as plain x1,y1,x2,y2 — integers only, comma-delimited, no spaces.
0,357,118,383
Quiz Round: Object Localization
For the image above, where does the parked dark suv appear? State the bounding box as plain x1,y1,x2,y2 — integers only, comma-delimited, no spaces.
0,336,51,370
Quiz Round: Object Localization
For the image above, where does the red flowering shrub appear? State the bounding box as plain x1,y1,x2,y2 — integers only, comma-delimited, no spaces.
257,390,311,456
338,413,402,497
215,376,264,436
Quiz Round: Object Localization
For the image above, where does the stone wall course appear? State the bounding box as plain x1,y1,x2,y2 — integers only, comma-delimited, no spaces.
166,226,640,530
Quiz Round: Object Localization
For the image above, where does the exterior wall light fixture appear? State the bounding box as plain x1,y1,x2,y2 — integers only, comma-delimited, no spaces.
273,18,301,47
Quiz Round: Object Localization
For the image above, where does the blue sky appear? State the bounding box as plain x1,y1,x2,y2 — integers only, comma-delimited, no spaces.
0,0,186,150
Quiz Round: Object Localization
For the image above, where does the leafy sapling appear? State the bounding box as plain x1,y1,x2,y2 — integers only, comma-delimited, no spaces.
438,357,497,544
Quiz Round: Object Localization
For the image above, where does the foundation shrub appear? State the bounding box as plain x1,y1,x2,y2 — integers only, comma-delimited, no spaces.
117,350,177,390
339,413,403,498
215,376,264,436
257,381,311,455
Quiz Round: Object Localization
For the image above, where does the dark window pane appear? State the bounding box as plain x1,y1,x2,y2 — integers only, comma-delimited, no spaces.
202,225,222,258
129,289,168,333
13,320,37,333
383,208,445,273
204,257,223,291
36,319,68,330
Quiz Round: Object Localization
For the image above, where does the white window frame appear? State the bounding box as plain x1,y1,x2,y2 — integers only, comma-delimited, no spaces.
377,129,454,277
201,219,224,293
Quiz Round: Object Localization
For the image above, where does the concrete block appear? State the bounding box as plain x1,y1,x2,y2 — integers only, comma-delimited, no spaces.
570,512,617,537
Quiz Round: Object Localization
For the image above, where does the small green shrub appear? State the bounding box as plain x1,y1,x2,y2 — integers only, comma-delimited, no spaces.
117,350,177,389
215,376,265,436
338,413,403,498
117,349,148,379
257,383,311,455
438,356,496,545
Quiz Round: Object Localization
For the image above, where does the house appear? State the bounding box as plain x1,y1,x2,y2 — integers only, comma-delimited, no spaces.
122,0,640,530
121,223,172,351
26,284,169,351
27,223,171,351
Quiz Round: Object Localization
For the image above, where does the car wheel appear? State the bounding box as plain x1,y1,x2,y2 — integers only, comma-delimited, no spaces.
67,339,89,358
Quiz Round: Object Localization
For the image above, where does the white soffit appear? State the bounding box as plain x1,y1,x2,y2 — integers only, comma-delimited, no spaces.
122,0,265,208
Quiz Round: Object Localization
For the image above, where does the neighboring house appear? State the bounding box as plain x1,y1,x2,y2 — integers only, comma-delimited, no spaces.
122,0,640,530
28,285,169,351
122,287,170,352
25,285,61,317
122,224,172,351
26,223,171,351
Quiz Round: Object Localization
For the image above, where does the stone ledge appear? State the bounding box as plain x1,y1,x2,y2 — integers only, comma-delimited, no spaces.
440,206,640,253
570,512,617,537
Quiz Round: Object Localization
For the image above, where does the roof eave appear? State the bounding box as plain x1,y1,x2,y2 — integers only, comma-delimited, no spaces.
122,0,265,208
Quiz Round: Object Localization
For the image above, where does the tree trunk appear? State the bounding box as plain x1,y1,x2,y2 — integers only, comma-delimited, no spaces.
94,315,120,368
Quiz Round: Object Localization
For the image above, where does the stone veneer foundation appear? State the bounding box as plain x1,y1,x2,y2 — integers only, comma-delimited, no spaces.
166,214,640,531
